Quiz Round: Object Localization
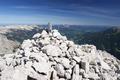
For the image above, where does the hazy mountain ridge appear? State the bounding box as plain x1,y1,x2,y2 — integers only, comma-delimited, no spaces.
4,27,43,43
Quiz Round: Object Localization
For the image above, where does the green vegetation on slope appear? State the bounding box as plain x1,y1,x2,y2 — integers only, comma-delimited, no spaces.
61,27,120,59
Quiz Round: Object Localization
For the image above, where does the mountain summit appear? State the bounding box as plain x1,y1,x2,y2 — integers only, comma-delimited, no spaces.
0,29,120,80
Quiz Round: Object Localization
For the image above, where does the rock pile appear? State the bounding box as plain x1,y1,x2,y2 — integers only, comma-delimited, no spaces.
0,29,120,80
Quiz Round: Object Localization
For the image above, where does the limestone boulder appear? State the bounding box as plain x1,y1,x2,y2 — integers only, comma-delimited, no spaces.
60,58,70,69
32,61,50,75
54,64,65,77
32,33,41,39
42,45,62,57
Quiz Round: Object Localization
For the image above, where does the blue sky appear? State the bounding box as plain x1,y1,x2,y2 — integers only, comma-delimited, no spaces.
0,0,120,25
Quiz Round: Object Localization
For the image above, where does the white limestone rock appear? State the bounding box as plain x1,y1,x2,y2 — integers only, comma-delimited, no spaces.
29,52,48,62
65,70,71,79
32,33,41,38
61,36,67,41
51,70,59,80
59,42,67,52
32,46,39,53
54,64,65,77
97,55,111,70
72,64,81,80
66,41,74,47
68,47,75,56
39,37,50,45
0,58,6,71
70,60,77,68
24,61,33,68
21,39,32,49
73,64,79,75
88,72,99,80
60,58,70,69
74,47,84,56
1,66,15,80
81,60,89,73
42,45,62,57
52,30,62,39
73,56,81,63
59,78,65,80
79,69,85,75
41,30,48,38
32,61,50,75
80,44,96,54
24,48,32,57
12,69,27,80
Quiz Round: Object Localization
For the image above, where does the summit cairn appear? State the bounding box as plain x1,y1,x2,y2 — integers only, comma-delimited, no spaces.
48,22,52,32
0,29,120,80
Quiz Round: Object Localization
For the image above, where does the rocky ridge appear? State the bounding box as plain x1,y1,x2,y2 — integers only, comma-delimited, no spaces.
0,29,120,80
0,34,19,55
